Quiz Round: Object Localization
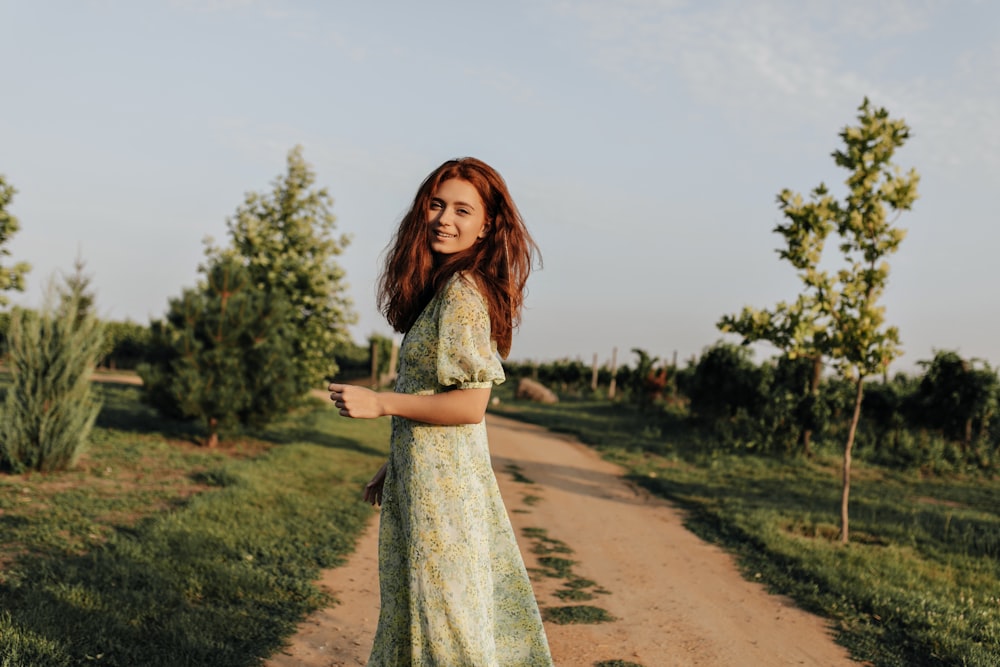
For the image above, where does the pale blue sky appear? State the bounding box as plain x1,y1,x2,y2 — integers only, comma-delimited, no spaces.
2,1,998,373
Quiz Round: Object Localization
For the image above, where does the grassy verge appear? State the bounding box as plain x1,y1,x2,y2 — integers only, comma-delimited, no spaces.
0,380,388,667
491,392,1000,667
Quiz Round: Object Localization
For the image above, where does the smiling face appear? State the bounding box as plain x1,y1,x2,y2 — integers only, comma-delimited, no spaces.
428,178,489,255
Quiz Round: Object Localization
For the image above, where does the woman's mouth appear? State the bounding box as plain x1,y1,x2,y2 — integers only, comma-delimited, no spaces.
435,230,457,239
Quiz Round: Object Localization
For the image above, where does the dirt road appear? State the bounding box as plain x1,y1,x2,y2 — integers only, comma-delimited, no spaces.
265,413,859,667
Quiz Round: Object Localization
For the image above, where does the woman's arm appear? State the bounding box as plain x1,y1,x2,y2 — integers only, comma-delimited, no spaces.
328,382,491,425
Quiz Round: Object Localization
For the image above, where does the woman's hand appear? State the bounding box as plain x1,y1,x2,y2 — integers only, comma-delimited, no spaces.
363,462,388,506
328,383,384,419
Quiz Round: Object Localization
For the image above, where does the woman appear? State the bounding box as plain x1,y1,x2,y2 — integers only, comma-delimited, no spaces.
328,157,553,666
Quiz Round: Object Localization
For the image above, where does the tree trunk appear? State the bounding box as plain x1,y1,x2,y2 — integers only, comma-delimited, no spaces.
840,377,865,544
608,347,618,400
206,417,219,449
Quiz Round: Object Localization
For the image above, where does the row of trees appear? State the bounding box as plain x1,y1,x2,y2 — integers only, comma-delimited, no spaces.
505,344,999,462
0,147,360,465
511,99,923,544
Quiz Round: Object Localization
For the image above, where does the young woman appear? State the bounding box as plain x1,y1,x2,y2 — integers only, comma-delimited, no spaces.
328,157,553,666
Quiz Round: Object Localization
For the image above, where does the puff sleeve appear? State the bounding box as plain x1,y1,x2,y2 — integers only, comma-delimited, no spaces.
436,276,506,390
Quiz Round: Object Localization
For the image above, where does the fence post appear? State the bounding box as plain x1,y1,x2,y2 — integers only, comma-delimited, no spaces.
608,347,617,400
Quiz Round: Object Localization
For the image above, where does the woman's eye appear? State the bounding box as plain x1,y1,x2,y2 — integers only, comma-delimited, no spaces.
429,201,442,210
458,208,470,215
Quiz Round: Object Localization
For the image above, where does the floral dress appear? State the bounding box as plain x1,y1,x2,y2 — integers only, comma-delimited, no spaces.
367,274,553,667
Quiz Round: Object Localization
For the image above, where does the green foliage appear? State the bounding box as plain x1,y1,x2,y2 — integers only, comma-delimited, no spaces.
56,254,96,326
720,98,919,382
98,319,151,370
914,350,998,446
138,258,299,447
542,605,616,625
0,175,30,307
493,397,1000,666
687,341,766,421
0,310,10,357
205,145,356,388
0,386,390,666
0,282,105,473
719,98,920,542
625,348,670,410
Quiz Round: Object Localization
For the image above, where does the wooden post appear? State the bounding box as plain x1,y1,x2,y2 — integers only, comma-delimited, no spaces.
370,339,379,389
386,339,399,385
608,347,618,400
672,349,678,397
590,353,599,392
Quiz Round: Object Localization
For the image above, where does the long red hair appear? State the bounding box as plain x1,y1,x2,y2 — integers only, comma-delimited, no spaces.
377,157,539,358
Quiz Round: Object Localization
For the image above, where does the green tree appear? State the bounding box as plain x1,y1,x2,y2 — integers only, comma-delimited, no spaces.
914,351,998,451
687,341,766,422
57,252,97,325
0,175,31,306
0,277,105,473
205,146,356,392
99,319,151,370
719,99,919,542
139,258,298,448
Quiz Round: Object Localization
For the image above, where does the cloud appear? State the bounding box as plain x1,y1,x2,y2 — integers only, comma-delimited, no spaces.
546,0,1000,171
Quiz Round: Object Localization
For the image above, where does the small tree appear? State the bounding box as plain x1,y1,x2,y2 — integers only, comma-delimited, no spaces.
0,279,105,473
914,351,998,450
139,258,298,447
57,252,97,325
0,175,31,307
205,146,356,391
687,341,766,422
720,99,919,542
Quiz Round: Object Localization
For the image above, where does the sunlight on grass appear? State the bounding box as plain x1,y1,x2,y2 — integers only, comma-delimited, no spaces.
493,394,1000,667
0,382,390,667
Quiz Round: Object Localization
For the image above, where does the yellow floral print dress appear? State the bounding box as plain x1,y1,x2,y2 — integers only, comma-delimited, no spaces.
367,274,553,667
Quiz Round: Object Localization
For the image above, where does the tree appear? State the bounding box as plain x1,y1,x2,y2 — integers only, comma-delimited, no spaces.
139,258,298,447
204,146,356,392
57,252,97,325
687,341,766,422
914,351,998,450
0,175,31,307
0,276,105,473
719,99,919,542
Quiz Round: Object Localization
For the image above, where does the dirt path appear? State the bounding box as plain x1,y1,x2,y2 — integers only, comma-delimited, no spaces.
265,413,859,666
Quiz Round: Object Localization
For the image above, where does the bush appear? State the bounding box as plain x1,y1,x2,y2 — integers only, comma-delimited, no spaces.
138,258,300,447
99,319,151,370
0,289,104,473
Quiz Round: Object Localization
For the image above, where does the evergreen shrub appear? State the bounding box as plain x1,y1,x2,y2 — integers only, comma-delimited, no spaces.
0,289,104,472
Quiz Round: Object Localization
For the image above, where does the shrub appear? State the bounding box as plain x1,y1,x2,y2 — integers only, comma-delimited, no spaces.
0,287,104,473
138,258,299,447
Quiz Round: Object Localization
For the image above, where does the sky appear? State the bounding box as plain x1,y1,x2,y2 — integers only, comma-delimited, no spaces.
2,0,999,374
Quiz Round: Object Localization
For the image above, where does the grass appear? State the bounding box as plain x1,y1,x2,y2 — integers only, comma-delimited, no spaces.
492,391,1000,667
520,526,614,622
542,605,616,624
0,379,389,667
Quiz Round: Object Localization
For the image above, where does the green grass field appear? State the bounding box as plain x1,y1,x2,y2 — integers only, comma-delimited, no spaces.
0,379,389,667
3,377,999,666
490,390,1000,667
